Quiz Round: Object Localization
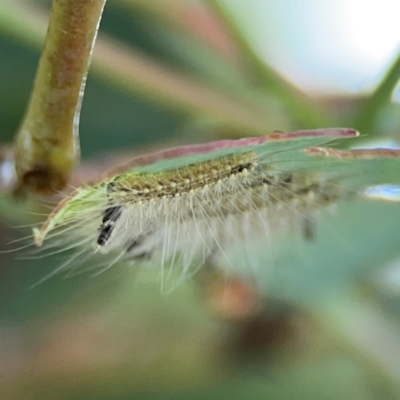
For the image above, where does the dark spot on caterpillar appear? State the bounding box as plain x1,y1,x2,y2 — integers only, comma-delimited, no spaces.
106,182,115,192
101,206,121,224
302,217,316,241
283,174,293,184
126,238,141,253
126,236,152,261
236,164,250,173
261,178,272,185
107,181,131,193
97,206,122,246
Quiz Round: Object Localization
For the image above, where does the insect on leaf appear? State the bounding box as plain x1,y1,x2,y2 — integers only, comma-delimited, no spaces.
32,128,400,288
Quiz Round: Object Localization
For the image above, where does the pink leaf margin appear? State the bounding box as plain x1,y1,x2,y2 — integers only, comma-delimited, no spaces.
103,128,358,179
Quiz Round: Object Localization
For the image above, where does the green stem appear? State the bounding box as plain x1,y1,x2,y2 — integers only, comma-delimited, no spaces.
1,1,287,141
205,0,329,128
354,52,400,134
13,0,106,194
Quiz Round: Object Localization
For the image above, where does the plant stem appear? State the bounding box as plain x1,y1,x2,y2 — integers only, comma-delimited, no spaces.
205,0,329,128
354,51,400,134
13,0,106,194
1,1,289,141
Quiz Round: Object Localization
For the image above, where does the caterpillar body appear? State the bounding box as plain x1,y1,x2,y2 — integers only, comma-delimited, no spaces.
31,128,400,285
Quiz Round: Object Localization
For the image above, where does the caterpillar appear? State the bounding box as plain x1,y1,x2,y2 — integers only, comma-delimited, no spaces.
30,128,400,288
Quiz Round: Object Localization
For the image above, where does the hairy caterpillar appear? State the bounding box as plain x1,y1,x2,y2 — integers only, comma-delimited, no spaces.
31,128,400,287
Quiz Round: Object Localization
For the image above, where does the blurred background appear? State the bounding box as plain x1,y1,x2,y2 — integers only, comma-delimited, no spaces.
0,0,400,399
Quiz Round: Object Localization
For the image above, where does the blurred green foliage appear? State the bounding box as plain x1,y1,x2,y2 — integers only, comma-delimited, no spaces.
1,1,400,399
